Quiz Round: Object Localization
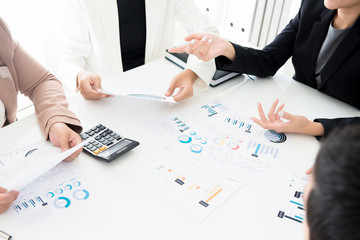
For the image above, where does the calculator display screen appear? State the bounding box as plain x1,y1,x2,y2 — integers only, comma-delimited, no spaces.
101,140,131,158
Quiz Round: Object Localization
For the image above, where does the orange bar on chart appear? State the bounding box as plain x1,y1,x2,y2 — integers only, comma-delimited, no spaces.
207,186,219,196
205,188,223,203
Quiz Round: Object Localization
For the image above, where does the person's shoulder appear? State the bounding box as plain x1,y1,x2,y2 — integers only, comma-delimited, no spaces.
0,18,13,40
300,0,327,14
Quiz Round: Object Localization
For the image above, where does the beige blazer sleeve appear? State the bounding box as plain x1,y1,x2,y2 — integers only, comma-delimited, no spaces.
0,18,82,138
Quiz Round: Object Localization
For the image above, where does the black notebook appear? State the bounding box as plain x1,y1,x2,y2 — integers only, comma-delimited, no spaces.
165,50,240,87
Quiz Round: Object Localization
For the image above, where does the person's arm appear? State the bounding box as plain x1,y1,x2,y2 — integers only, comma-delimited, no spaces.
57,0,92,93
314,117,360,138
166,0,219,101
13,40,83,161
251,99,325,136
170,1,305,78
216,8,302,77
175,0,219,88
15,41,81,136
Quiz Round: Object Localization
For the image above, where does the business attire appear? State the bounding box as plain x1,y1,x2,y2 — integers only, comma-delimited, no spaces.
58,0,219,92
215,0,360,136
0,18,82,138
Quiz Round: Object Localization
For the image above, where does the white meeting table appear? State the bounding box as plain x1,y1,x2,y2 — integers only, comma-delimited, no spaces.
0,59,359,240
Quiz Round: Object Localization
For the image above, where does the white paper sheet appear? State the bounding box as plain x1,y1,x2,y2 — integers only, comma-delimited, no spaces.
260,170,309,228
0,140,85,191
134,160,244,221
101,78,176,103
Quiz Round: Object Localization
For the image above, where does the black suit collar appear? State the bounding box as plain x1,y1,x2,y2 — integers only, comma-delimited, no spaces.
303,9,335,88
320,15,360,89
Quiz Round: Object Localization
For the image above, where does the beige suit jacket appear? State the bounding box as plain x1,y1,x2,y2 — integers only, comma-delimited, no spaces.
0,18,82,138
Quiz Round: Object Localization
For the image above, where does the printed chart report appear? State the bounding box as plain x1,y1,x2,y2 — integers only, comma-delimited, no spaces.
8,162,92,225
261,171,309,230
276,174,308,224
134,162,243,221
135,99,288,221
154,99,287,189
0,140,85,190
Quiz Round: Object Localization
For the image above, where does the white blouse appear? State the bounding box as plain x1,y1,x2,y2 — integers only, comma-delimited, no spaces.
0,99,5,127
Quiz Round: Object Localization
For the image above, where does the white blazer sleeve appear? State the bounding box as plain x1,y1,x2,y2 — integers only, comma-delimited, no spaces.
57,0,92,93
174,0,219,90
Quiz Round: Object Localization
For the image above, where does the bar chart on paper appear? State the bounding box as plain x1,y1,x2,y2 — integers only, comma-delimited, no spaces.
13,196,48,213
200,101,228,118
276,174,308,224
224,116,253,133
247,141,279,159
134,163,243,221
10,162,91,224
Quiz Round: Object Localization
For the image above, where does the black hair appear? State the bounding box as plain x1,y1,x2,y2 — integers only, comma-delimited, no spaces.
307,124,360,240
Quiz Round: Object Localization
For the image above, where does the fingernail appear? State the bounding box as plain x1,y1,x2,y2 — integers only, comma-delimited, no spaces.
201,36,207,41
278,111,284,117
208,39,212,44
191,39,196,44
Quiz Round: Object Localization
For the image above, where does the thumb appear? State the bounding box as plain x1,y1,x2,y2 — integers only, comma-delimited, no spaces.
278,111,294,121
184,33,204,41
59,132,70,152
0,187,8,194
93,76,102,91
168,45,186,53
165,80,177,96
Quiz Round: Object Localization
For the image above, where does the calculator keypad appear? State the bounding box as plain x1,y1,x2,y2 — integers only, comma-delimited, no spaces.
80,124,123,156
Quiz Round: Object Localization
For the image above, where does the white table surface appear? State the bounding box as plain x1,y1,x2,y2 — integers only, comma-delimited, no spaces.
0,59,359,240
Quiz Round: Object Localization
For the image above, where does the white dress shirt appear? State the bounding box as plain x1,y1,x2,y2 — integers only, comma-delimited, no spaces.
58,0,219,93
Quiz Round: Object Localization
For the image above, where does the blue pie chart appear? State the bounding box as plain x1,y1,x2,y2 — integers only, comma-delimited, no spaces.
54,197,71,209
178,135,192,144
190,144,203,153
73,189,90,200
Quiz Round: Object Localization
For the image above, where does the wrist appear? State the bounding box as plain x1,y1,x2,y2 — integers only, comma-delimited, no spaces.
76,71,85,89
303,121,325,136
224,41,236,61
184,69,198,83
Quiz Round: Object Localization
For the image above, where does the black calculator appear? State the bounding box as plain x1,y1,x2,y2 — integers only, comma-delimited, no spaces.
80,124,139,162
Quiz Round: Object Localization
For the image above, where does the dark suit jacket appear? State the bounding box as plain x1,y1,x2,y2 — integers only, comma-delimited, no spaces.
216,0,360,137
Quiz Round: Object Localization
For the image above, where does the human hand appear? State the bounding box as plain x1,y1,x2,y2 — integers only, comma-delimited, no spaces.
77,71,113,100
49,122,83,161
165,69,197,102
250,99,325,136
168,33,236,62
0,187,19,213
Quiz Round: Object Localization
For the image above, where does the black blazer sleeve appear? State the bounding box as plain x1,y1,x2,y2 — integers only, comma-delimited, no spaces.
215,5,302,77
214,0,360,139
314,117,360,138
